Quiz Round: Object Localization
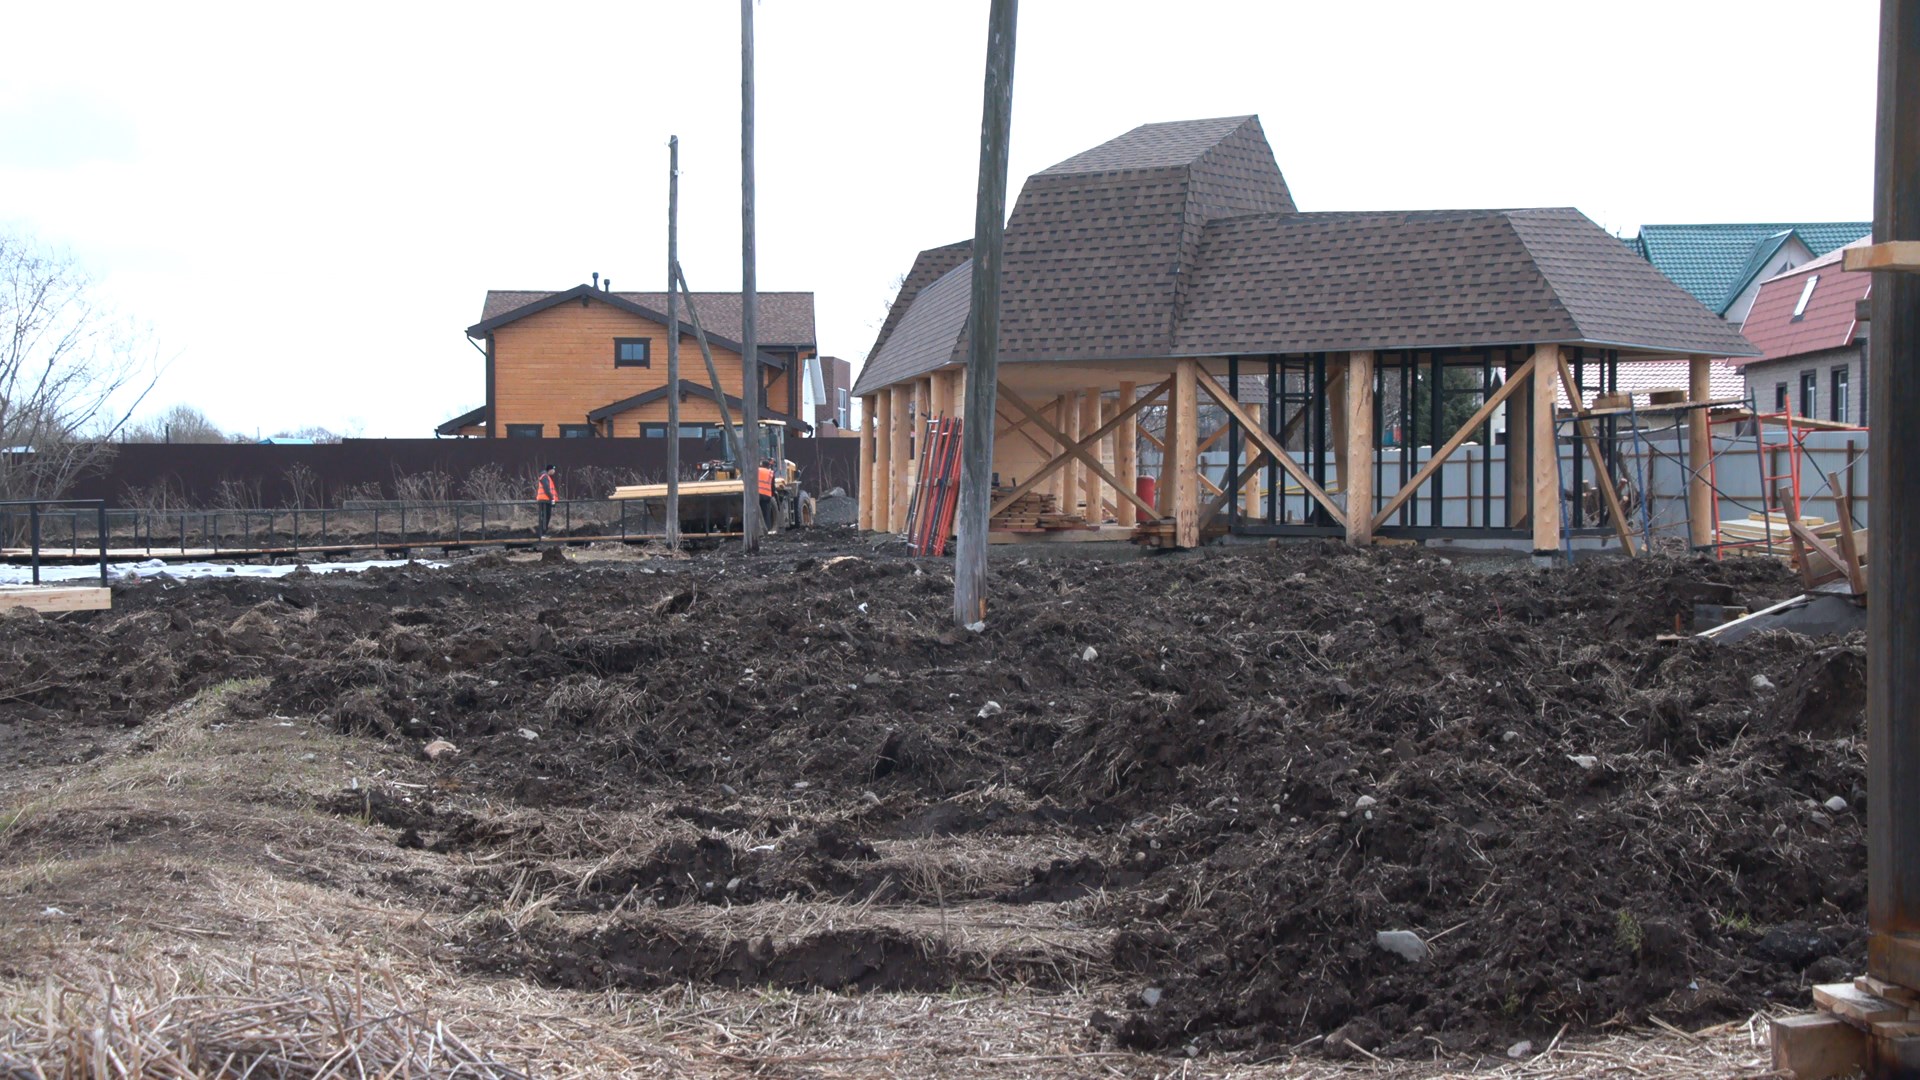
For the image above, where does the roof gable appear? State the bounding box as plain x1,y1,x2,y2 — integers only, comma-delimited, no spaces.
851,259,972,397
471,286,816,350
864,240,970,367
1632,222,1870,309
1731,245,1871,365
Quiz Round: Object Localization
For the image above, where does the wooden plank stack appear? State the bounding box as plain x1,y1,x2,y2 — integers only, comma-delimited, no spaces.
989,490,1090,532
1772,977,1920,1076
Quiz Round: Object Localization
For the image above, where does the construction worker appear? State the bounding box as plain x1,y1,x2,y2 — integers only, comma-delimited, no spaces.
535,464,558,538
757,459,777,533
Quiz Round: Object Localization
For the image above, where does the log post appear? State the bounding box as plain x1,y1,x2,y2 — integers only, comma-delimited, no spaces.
873,391,893,532
1099,393,1118,523
1116,381,1139,525
1687,353,1715,551
1345,350,1375,545
1174,359,1200,546
857,397,876,531
1243,403,1263,519
1050,394,1071,508
1531,345,1562,559
1506,352,1532,529
888,383,910,533
951,369,968,421
1080,388,1100,519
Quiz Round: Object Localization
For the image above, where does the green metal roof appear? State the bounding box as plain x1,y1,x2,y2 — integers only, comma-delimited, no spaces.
1631,222,1869,313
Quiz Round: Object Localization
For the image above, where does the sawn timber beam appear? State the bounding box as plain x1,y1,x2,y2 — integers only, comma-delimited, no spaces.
991,379,1170,520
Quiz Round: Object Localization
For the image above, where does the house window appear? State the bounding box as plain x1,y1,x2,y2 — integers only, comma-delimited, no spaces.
1832,366,1850,425
614,338,651,368
641,425,668,438
1775,383,1788,412
559,424,596,439
505,423,543,438
837,388,850,428
1792,275,1819,321
1800,371,1817,419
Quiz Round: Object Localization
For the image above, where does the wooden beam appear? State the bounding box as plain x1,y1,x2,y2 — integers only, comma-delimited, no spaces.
1555,352,1639,555
989,379,1170,519
1063,390,1083,515
1195,371,1346,528
0,587,110,613
1116,381,1138,526
1197,422,1232,453
1345,351,1375,544
1830,469,1867,597
1532,346,1563,554
1050,394,1072,507
857,396,876,530
1099,392,1117,524
1844,240,1920,272
1173,360,1201,547
995,406,1055,458
1140,427,1166,453
1687,354,1715,550
1371,352,1538,532
1243,402,1263,519
1080,388,1100,519
888,383,911,533
872,391,893,531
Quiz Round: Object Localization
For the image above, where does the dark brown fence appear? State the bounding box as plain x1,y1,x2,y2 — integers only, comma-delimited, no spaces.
62,436,862,509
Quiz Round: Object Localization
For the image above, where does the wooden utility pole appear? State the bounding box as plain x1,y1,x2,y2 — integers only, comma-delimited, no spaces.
952,0,1019,627
1866,0,1920,997
665,136,682,549
739,0,760,553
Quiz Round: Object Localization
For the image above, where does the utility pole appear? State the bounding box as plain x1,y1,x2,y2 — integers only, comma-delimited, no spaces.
739,0,760,553
665,135,682,549
953,0,1019,627
1866,0,1920,996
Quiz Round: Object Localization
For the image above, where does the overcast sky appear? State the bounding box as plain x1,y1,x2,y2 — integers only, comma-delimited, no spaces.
0,1,1880,439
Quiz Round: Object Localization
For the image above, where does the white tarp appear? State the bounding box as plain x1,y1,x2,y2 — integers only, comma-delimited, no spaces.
0,558,443,587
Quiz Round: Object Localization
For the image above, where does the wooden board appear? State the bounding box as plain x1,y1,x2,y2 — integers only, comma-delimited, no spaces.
1843,240,1920,273
611,480,747,500
1770,1013,1868,1079
0,586,111,613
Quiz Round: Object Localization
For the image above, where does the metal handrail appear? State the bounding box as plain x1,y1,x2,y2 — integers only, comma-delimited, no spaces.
0,498,108,587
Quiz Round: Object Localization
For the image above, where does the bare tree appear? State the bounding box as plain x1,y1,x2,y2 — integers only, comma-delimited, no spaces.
121,403,232,443
0,230,158,500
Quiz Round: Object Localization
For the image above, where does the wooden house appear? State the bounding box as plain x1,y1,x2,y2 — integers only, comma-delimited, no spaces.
853,116,1758,553
441,281,817,440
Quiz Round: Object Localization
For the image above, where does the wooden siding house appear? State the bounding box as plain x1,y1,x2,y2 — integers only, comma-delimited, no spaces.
442,282,817,439
853,116,1759,552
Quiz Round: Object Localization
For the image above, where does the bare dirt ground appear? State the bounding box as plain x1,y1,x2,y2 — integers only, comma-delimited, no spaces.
0,528,1864,1076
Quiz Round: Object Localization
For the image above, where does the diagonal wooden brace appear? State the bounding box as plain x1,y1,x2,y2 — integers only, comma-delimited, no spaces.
1195,373,1346,528
1556,352,1638,554
1371,352,1537,531
991,379,1171,519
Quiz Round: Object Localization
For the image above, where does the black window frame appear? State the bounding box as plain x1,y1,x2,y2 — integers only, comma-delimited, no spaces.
1800,370,1817,420
641,424,668,438
614,338,651,368
1775,383,1789,412
558,424,597,439
1831,365,1850,425
505,423,544,439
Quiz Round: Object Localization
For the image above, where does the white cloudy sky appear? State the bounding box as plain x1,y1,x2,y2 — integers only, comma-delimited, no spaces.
0,0,1880,438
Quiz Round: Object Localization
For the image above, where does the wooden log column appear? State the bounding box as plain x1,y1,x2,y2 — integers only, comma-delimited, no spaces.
1173,359,1200,547
888,383,911,533
1344,351,1375,545
1049,394,1071,507
857,398,876,531
950,369,968,421
1099,394,1118,522
873,391,894,532
1506,352,1532,529
1243,403,1263,519
1080,388,1100,519
1530,345,1563,557
1687,353,1715,551
1116,381,1139,525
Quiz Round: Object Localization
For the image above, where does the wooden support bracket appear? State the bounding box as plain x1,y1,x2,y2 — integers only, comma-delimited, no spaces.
1843,241,1920,273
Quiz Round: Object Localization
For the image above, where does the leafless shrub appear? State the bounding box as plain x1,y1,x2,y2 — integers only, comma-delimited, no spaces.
209,476,262,510
392,468,451,504
458,463,518,504
283,462,322,509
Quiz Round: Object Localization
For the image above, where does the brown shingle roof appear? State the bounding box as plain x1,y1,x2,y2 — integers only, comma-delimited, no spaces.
475,288,815,347
852,260,972,398
864,240,970,368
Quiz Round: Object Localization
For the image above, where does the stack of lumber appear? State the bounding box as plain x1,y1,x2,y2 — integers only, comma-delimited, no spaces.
1770,976,1920,1077
1130,518,1229,549
1718,512,1827,546
990,490,1090,532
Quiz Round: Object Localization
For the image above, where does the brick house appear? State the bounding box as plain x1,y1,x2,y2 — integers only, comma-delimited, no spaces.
439,281,817,439
1729,243,1873,425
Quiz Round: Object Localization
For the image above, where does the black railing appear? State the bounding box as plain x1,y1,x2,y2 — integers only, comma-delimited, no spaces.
0,499,108,586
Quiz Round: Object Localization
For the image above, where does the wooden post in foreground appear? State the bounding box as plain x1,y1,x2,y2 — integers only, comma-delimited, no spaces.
1867,0,1920,998
1173,359,1200,547
1530,345,1562,559
953,0,1018,627
1687,353,1715,551
739,0,760,552
1345,350,1376,545
665,135,682,549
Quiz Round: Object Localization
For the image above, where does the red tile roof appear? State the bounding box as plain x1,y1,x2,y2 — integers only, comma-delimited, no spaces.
1556,359,1745,409
1729,242,1871,366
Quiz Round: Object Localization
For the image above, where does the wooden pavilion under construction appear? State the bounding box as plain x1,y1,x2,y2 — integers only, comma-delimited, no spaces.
852,116,1758,554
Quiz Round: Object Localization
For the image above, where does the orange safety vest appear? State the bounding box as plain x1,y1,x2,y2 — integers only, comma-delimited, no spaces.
535,473,558,502
757,466,775,497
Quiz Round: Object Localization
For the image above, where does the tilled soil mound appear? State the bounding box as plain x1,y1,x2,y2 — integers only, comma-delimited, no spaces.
0,536,1865,1057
